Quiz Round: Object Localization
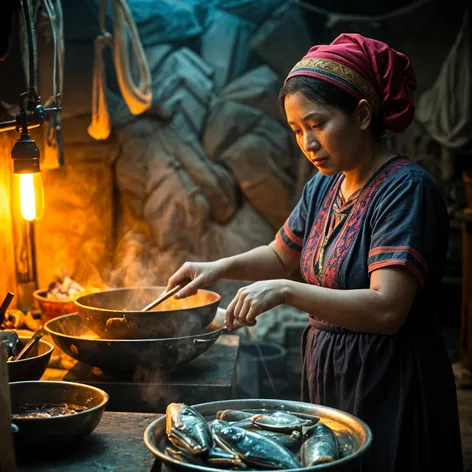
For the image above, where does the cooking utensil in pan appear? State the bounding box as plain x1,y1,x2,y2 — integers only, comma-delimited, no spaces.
74,287,220,339
141,284,186,312
12,329,43,361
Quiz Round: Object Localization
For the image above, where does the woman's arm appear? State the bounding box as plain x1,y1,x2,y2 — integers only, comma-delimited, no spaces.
285,266,418,334
218,241,300,281
227,265,418,335
167,241,301,297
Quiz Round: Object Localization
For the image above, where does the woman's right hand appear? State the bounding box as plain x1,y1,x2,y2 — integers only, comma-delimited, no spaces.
166,261,226,299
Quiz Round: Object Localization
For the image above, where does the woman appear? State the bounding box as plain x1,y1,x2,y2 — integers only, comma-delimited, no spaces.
167,34,463,471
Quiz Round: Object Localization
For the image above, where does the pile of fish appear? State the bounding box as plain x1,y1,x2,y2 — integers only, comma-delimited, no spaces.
165,403,344,470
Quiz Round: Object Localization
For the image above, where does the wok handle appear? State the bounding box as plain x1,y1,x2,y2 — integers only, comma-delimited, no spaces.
193,325,227,345
194,338,215,346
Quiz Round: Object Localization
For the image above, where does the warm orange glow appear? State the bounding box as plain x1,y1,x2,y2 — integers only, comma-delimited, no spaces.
13,172,44,221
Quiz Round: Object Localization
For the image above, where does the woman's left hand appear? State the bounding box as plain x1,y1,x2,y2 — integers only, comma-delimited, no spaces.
226,280,288,330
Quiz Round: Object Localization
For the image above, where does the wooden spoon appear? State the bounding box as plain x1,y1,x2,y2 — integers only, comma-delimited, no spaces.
141,284,187,312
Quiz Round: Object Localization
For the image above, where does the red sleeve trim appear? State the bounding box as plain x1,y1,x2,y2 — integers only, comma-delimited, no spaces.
276,231,301,256
368,259,424,288
368,246,428,272
284,220,303,246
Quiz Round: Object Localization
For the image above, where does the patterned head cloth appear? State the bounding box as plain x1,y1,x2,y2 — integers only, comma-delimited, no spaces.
286,33,417,133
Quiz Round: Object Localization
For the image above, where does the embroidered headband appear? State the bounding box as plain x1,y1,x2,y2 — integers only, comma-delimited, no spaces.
286,57,381,113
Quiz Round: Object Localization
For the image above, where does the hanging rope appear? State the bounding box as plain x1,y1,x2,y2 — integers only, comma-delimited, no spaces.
42,0,65,167
88,0,152,141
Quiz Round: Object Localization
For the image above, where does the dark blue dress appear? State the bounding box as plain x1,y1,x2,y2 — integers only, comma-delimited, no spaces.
276,156,463,471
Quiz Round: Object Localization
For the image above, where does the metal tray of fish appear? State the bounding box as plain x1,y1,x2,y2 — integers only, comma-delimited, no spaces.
144,399,372,471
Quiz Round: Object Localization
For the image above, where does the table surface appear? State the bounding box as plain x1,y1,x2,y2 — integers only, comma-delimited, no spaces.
41,335,240,412
17,411,163,472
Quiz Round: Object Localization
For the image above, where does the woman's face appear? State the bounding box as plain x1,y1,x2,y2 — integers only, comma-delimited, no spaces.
284,91,366,176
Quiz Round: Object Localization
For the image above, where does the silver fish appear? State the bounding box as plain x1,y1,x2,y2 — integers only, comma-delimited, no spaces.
165,446,205,465
231,419,257,430
216,410,255,422
254,429,302,451
229,420,302,450
252,411,316,433
211,420,301,470
166,403,213,456
337,432,356,458
206,447,248,469
300,423,339,466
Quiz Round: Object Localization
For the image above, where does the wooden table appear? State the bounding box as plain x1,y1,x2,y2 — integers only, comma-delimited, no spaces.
17,412,162,471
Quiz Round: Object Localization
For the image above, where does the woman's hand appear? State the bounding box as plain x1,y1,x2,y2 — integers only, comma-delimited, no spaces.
166,261,226,299
226,280,288,330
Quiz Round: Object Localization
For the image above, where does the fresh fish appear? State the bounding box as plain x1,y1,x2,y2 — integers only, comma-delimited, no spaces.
206,447,248,469
254,429,302,451
301,421,323,439
252,411,316,433
216,410,255,422
300,423,339,466
165,446,205,465
211,420,301,470
336,432,355,458
166,403,213,456
227,419,302,450
231,419,257,430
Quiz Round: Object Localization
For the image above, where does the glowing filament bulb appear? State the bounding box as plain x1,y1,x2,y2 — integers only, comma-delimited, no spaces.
19,173,36,221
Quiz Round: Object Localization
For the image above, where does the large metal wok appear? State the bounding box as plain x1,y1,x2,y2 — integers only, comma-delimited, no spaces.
144,399,373,472
44,313,226,373
74,287,221,339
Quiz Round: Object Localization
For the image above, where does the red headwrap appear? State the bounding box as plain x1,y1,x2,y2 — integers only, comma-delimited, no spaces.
286,34,417,133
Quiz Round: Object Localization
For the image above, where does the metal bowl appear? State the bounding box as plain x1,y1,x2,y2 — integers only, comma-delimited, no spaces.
144,399,373,472
10,380,108,453
7,337,54,382
44,313,226,373
74,286,221,339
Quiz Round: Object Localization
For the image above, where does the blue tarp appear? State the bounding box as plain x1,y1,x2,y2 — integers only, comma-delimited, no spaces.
62,0,206,46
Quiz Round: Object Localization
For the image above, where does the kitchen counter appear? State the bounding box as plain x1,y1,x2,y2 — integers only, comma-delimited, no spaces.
42,335,240,413
17,411,162,472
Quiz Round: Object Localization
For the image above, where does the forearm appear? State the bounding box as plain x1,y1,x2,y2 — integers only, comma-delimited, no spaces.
284,280,401,335
217,245,288,282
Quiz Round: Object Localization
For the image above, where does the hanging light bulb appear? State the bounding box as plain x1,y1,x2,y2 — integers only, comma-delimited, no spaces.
11,131,45,221
13,172,44,221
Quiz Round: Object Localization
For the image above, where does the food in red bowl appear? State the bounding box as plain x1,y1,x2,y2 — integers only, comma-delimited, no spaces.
33,289,78,322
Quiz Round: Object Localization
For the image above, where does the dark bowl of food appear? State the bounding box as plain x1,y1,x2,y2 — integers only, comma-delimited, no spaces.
74,286,221,339
7,336,54,382
10,380,108,453
144,399,373,472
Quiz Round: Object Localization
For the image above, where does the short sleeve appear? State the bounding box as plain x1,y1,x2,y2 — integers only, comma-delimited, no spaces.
276,181,313,255
368,178,447,288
